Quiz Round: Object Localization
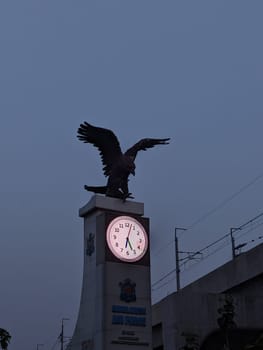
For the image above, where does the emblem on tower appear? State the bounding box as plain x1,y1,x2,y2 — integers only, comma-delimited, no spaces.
119,278,136,303
86,233,95,256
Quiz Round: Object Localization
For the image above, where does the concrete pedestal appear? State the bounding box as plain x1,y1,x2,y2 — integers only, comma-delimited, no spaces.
67,195,152,350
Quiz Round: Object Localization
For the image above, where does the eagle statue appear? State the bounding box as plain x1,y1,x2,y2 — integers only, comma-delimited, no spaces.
77,122,170,200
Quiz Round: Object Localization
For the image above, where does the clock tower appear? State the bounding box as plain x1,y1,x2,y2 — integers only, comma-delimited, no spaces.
68,195,152,350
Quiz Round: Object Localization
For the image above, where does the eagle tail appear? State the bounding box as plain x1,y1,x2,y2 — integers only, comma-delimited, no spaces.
84,185,108,194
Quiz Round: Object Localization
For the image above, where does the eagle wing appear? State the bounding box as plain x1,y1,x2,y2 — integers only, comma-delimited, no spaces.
77,122,123,176
125,138,170,160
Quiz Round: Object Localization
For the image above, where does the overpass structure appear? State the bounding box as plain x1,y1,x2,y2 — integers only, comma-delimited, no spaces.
152,242,263,349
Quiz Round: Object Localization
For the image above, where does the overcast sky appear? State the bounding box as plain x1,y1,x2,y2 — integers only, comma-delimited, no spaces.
1,1,263,349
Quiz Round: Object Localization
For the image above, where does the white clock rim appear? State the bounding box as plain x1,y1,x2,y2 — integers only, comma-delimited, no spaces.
106,215,148,263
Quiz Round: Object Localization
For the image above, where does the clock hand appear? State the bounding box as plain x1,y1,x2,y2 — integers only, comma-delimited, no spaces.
127,239,133,250
125,237,133,250
125,224,133,248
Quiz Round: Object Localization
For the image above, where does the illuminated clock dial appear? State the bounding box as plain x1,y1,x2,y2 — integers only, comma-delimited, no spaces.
106,216,148,262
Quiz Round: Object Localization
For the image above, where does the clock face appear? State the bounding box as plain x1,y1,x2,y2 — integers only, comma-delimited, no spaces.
106,216,148,262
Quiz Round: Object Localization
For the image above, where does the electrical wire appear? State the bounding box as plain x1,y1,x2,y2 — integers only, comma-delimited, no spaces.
153,238,175,258
152,268,177,287
179,217,263,275
152,277,175,292
235,219,263,241
153,239,263,296
186,172,263,231
152,171,263,259
50,339,59,350
180,239,231,273
180,211,263,267
238,235,263,249
152,211,263,290
152,239,231,292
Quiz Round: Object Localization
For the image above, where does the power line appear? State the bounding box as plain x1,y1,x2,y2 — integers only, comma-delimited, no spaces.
183,212,263,264
179,217,263,278
235,218,263,241
179,211,263,267
236,212,263,231
152,277,175,292
237,234,263,249
152,171,263,259
186,171,263,230
152,267,177,287
153,238,175,257
152,210,263,290
183,232,229,259
153,234,263,293
50,339,59,350
180,239,231,273
152,238,231,292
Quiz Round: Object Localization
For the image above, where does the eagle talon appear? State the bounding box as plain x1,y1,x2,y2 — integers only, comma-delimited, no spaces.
122,193,134,202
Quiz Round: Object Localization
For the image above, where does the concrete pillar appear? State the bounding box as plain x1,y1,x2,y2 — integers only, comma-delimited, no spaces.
67,195,152,350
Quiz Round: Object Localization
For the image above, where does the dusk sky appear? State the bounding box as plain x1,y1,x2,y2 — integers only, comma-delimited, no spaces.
1,1,263,349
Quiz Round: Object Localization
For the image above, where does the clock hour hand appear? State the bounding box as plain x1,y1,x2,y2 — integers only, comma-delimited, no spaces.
127,239,133,250
125,224,133,249
125,237,133,249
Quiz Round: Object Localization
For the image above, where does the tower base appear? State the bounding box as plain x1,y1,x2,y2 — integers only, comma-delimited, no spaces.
67,195,152,350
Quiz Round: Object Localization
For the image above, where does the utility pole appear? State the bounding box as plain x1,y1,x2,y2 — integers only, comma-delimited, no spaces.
175,227,187,291
230,227,241,259
60,318,69,350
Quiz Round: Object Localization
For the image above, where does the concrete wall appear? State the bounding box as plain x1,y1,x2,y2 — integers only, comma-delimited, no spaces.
182,243,263,294
152,243,263,349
